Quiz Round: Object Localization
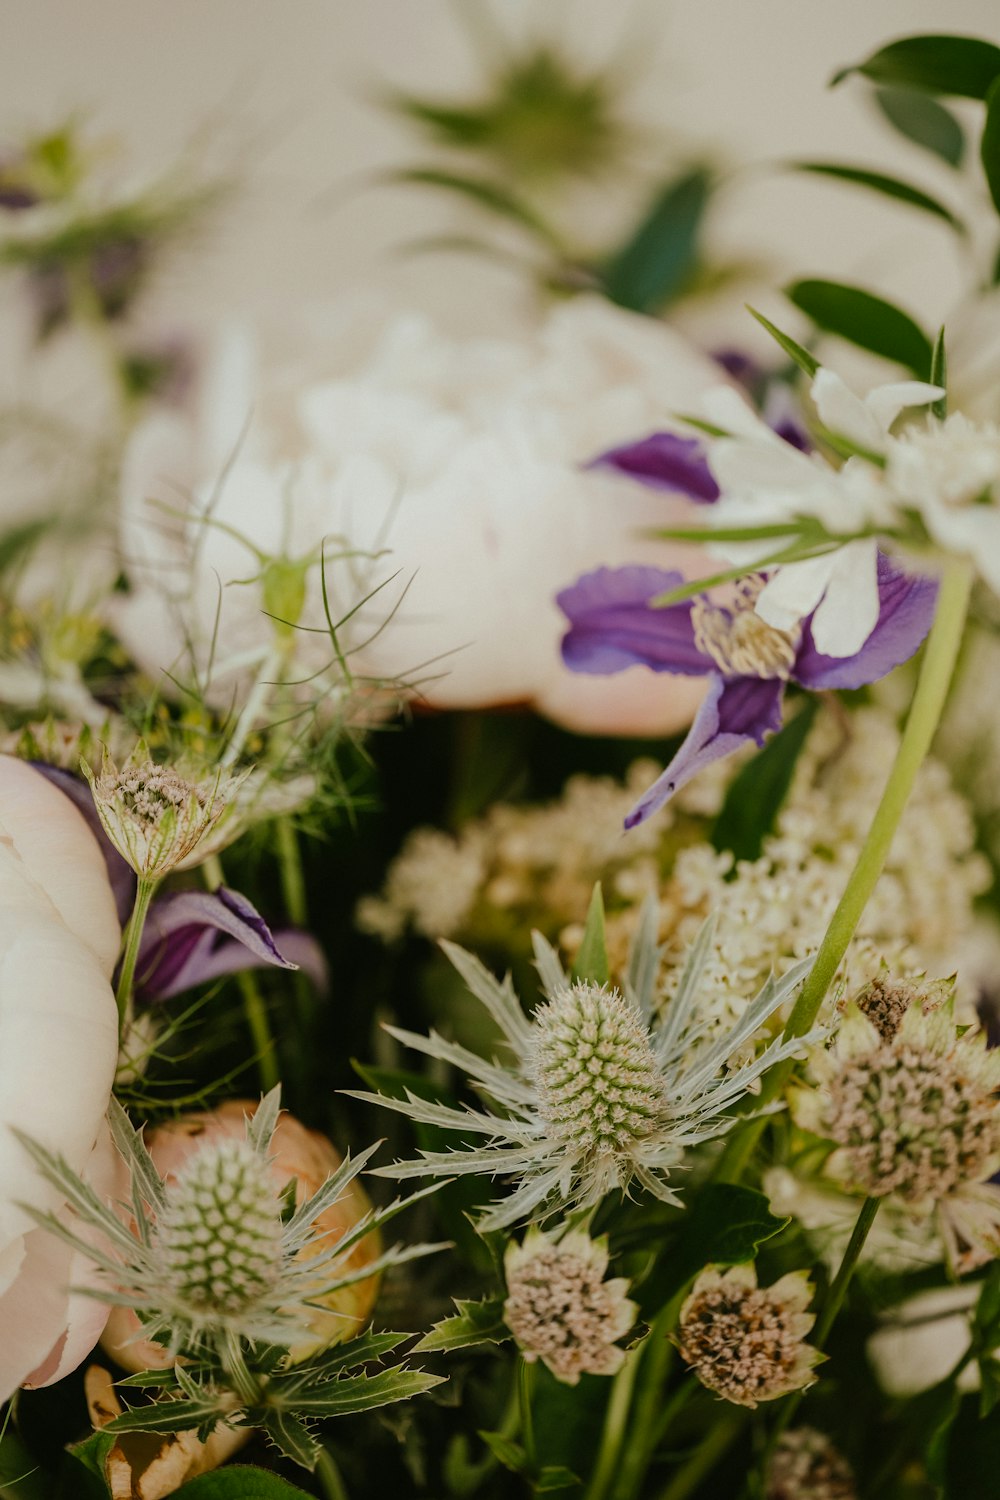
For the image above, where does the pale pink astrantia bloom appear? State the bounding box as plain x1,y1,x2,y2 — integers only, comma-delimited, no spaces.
677,1263,820,1407
503,1225,636,1385
0,755,121,1401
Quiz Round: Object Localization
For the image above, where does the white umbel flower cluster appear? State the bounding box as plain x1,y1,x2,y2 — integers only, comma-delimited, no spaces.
677,1264,820,1408
503,1226,636,1385
355,913,817,1230
766,1427,856,1500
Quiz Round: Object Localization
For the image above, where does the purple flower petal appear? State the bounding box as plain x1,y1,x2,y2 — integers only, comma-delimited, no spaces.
625,675,786,828
589,432,720,503
136,886,328,1000
558,566,708,677
32,762,136,925
794,553,938,691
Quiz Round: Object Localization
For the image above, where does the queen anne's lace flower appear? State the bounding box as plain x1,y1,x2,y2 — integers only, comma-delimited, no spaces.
503,1226,636,1384
354,915,816,1230
677,1264,820,1407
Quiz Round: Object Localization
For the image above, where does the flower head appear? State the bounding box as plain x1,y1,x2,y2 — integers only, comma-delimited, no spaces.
766,1427,856,1500
82,745,242,877
558,552,935,824
503,1226,636,1384
354,911,817,1230
677,1263,819,1407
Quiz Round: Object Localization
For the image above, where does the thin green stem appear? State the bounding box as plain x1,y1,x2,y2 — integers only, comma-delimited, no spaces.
654,1410,745,1500
585,1348,642,1500
201,855,280,1092
609,1300,681,1500
276,815,308,926
714,555,973,1183
114,876,157,1036
518,1357,537,1470
316,1447,350,1500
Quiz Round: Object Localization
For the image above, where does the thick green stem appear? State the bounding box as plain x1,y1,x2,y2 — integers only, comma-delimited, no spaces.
114,876,156,1036
585,1349,642,1500
316,1448,350,1500
654,1410,745,1500
609,1301,682,1500
715,556,973,1183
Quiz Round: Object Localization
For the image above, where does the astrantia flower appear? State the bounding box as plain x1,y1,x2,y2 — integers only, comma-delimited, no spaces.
558,555,935,824
766,1426,856,1500
794,991,1000,1270
82,745,243,878
354,914,816,1230
503,1226,636,1385
19,1088,437,1360
677,1263,820,1407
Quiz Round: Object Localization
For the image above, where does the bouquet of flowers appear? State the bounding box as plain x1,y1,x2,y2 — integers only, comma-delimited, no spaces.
4,18,1000,1500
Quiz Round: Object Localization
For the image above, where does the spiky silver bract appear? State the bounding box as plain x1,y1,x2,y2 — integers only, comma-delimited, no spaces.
354,905,818,1230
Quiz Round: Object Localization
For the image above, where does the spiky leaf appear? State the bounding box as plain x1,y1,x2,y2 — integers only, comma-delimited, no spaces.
413,1297,508,1353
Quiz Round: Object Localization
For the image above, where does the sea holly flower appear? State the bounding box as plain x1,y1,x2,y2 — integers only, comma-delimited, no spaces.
82,745,244,879
677,1263,820,1407
353,912,817,1230
558,554,936,826
503,1225,636,1385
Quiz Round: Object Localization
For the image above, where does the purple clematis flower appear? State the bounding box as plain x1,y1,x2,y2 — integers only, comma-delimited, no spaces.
134,886,328,1002
558,552,937,829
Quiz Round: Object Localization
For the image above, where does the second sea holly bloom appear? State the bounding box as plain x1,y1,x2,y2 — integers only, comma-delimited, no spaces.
557,553,936,827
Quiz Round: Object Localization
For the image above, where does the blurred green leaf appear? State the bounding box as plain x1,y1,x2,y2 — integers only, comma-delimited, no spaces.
0,1425,52,1500
979,1357,1000,1419
479,1431,528,1474
601,168,712,313
712,699,818,862
786,278,933,376
973,1262,1000,1343
833,35,1000,99
663,1184,790,1297
388,167,561,246
571,883,609,987
981,76,1000,216
874,86,965,166
536,1465,580,1493
173,1467,316,1498
930,327,948,419
746,305,819,378
792,161,964,231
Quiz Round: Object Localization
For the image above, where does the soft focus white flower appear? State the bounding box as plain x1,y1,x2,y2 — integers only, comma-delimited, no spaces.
866,1286,981,1398
0,755,121,1401
115,298,726,735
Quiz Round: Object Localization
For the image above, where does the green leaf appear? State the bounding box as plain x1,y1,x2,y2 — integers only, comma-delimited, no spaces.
712,699,818,861
479,1432,528,1475
287,1368,445,1418
172,1467,317,1498
571,883,609,987
665,1184,790,1296
388,167,560,246
974,1262,1000,1343
601,167,712,313
874,86,965,166
260,1413,320,1470
979,1357,1000,1418
536,1465,581,1493
981,76,1000,217
833,35,1000,100
785,278,933,376
745,306,819,377
413,1297,508,1353
101,1400,224,1436
792,162,964,232
0,1426,52,1500
930,327,948,420
925,1385,961,1489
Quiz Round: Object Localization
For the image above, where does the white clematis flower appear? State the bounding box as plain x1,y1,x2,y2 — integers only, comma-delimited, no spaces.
0,756,121,1401
115,298,726,736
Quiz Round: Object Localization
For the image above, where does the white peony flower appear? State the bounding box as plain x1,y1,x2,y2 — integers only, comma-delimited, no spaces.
115,298,726,735
0,756,121,1401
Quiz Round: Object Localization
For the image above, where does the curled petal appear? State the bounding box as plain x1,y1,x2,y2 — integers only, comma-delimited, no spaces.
589,432,719,502
558,566,706,677
625,675,785,828
795,552,938,690
136,887,327,1000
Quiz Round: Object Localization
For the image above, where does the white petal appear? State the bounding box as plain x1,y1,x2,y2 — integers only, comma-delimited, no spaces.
865,381,945,434
812,368,885,450
755,555,836,631
809,541,880,657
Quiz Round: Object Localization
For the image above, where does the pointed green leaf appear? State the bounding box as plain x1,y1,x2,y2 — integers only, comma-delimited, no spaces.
388,167,560,246
413,1297,508,1353
745,306,819,377
173,1472,316,1499
536,1466,581,1493
601,167,712,313
974,1262,1000,1342
982,76,1000,218
571,883,609,987
833,35,1000,100
479,1431,529,1475
930,327,948,420
287,1368,445,1417
261,1412,320,1470
712,699,818,862
786,278,933,377
792,162,964,232
101,1400,226,1436
874,86,965,166
980,1357,1000,1418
